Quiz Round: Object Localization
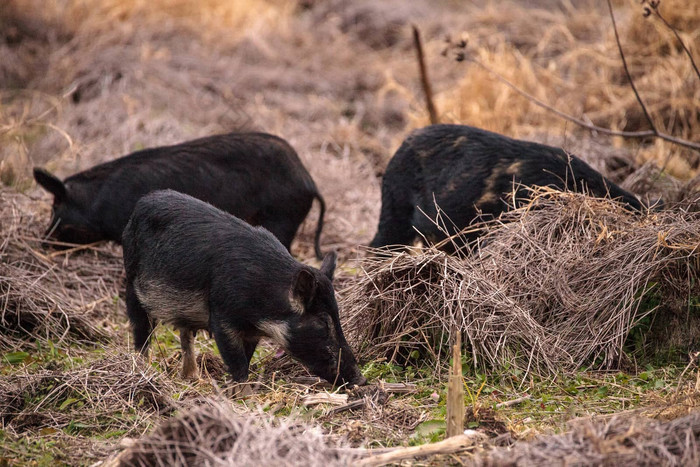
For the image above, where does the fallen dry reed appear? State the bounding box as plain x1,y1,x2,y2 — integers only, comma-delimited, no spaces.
342,189,700,377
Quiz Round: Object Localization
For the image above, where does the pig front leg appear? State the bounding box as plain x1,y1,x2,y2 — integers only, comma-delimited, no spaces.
210,319,258,382
369,185,419,249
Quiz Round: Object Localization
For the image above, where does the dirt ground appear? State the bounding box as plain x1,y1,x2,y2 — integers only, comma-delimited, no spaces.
1,0,699,465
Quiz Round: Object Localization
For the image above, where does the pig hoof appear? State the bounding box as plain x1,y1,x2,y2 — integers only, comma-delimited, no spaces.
181,367,199,380
230,382,254,398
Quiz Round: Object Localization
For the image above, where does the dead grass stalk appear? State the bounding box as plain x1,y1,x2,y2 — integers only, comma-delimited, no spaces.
0,350,174,437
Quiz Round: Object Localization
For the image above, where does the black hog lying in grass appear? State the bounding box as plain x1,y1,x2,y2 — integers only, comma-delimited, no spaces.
370,124,644,250
122,190,366,388
33,132,326,259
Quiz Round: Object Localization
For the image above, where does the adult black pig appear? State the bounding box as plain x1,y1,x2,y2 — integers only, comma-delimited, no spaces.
33,132,326,259
122,189,366,387
370,124,644,250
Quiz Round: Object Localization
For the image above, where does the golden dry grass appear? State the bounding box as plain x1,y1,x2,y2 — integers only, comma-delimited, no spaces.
14,0,289,41
430,0,699,179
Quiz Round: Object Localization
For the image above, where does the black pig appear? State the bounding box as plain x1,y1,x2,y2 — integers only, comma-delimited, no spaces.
33,132,326,258
122,189,366,387
370,124,644,250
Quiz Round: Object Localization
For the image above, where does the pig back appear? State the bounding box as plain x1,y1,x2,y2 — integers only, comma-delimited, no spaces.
74,132,318,243
123,189,297,301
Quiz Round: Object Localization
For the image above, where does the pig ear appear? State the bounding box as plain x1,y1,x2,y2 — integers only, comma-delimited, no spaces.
292,268,317,311
33,167,66,200
319,251,337,282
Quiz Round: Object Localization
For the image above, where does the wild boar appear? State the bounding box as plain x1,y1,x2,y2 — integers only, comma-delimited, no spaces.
33,132,326,259
122,189,366,387
370,124,644,250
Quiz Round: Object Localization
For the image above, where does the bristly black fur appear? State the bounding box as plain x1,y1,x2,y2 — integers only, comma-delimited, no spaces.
122,190,365,387
370,124,644,250
34,132,326,259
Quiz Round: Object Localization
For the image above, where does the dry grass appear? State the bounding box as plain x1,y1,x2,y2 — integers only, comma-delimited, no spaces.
469,410,700,466
622,164,700,210
433,0,700,179
2,0,700,464
2,0,697,253
0,350,174,464
115,397,358,467
0,0,291,180
0,351,173,434
4,0,288,44
342,189,700,377
0,188,122,351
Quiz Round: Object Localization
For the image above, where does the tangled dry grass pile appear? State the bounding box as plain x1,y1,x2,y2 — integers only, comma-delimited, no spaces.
0,351,173,433
0,351,174,464
470,410,700,467
0,189,124,351
114,398,358,467
343,188,700,377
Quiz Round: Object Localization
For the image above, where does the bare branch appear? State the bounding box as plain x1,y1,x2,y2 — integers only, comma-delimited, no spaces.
495,394,532,408
412,24,439,125
607,0,657,134
441,2,700,151
451,57,700,151
645,1,700,81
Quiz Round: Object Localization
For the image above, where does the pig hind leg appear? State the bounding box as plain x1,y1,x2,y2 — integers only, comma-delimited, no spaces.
262,220,299,253
179,328,198,379
126,280,154,354
260,204,310,253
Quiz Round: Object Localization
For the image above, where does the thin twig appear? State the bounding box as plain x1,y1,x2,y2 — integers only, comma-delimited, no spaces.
330,399,366,415
412,24,439,125
674,351,700,395
379,382,418,393
607,0,657,135
301,393,348,407
462,58,700,151
357,431,486,466
495,394,532,408
647,3,700,81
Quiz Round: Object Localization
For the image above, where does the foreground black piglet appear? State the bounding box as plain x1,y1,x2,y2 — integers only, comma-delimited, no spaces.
371,124,645,251
34,131,326,259
122,190,366,388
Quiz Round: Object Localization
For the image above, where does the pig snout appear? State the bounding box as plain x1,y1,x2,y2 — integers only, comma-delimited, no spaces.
287,336,367,388
347,372,368,387
337,345,367,387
